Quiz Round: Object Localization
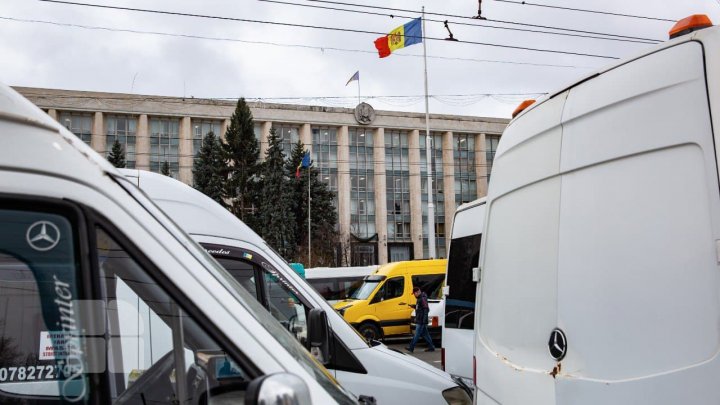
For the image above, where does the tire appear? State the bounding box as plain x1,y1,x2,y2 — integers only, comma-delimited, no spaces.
357,322,382,341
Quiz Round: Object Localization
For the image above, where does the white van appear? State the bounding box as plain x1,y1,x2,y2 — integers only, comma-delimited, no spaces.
475,15,720,404
441,198,485,387
0,83,357,404
122,170,472,405
306,266,376,305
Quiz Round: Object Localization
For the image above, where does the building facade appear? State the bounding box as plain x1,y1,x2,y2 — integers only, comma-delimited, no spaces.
16,87,508,265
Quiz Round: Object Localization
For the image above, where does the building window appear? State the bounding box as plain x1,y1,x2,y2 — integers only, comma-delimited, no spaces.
192,119,222,156
385,130,411,243
420,133,445,258
349,127,375,240
486,136,500,182
274,124,300,153
312,126,338,194
59,112,92,145
149,117,180,177
454,133,477,207
106,115,137,168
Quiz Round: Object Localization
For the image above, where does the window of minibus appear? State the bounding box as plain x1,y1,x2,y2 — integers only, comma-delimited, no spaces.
411,274,444,300
444,234,481,330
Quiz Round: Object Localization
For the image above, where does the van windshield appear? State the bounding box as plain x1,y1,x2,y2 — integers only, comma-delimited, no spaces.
350,281,380,300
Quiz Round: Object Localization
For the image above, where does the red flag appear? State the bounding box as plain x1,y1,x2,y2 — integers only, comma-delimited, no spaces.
374,36,391,58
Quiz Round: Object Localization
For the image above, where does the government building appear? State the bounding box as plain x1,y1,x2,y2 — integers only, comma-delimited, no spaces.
15,87,509,265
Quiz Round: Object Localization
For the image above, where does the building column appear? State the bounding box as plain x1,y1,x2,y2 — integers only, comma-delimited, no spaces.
442,131,456,255
373,128,388,265
136,114,150,170
179,116,193,184
476,133,488,198
91,112,104,154
337,126,351,265
48,109,58,121
260,121,272,160
221,119,231,141
300,123,313,154
408,129,423,260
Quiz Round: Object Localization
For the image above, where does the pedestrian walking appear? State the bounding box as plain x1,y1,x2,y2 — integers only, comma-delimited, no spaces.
406,286,435,353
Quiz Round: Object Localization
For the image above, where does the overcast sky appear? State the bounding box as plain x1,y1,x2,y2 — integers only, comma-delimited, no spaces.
2,0,719,118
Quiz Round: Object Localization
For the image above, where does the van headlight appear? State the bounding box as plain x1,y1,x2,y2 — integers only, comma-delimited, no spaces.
442,386,472,405
336,305,352,316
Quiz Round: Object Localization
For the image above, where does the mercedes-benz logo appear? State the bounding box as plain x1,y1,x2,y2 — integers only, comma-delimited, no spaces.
26,220,61,252
548,328,567,361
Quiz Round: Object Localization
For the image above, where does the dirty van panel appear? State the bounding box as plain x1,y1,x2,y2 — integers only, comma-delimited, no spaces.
558,39,720,381
479,176,560,372
559,143,719,379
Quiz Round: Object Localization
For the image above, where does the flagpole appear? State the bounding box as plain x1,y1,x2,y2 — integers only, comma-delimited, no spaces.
357,77,361,105
308,162,312,267
422,7,436,259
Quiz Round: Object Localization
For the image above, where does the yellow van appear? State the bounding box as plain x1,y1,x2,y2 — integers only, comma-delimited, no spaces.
334,259,446,340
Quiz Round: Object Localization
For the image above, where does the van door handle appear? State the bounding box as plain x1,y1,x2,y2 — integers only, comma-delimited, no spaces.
399,302,407,305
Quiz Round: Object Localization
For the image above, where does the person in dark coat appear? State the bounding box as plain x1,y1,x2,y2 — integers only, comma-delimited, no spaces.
406,287,435,353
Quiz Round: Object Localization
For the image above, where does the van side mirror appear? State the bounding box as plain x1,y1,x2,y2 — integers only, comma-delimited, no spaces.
306,308,331,364
245,373,312,405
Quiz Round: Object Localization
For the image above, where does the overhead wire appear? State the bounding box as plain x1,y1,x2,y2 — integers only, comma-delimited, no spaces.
0,15,596,69
492,0,677,23
300,0,664,42
258,0,658,45
1,15,598,70
36,0,620,59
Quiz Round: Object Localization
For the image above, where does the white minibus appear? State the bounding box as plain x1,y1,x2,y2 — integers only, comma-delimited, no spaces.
441,198,485,388
123,170,472,405
0,83,357,404
475,15,720,404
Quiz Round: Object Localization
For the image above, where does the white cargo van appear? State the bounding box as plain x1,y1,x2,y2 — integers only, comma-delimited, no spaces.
0,83,357,404
441,198,485,388
122,170,472,405
475,15,720,404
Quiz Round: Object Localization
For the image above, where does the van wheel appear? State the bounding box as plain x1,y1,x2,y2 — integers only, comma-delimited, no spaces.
357,322,382,341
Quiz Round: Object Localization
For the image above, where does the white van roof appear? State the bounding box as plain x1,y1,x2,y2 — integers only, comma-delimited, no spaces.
0,82,117,180
305,266,378,279
454,197,486,214
121,169,268,247
512,23,716,122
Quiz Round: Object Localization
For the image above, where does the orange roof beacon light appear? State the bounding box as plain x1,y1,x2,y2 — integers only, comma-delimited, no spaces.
512,99,536,119
669,14,713,40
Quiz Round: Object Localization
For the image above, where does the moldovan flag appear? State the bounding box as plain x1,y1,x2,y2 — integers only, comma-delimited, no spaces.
374,18,422,58
295,151,312,179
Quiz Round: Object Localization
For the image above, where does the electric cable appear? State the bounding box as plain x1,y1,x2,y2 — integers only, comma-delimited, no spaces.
300,0,664,42
36,0,620,59
493,0,676,23
1,15,595,69
258,0,659,45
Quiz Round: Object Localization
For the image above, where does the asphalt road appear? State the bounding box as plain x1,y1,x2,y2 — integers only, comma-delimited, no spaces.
383,336,442,370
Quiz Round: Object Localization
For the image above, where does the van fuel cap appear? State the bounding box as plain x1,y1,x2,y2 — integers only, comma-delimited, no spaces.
548,328,567,361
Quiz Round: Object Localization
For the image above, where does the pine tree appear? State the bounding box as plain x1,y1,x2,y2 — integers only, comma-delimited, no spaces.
192,132,227,207
256,128,296,259
108,139,126,168
285,140,339,266
223,98,260,225
161,161,171,176
285,141,308,242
